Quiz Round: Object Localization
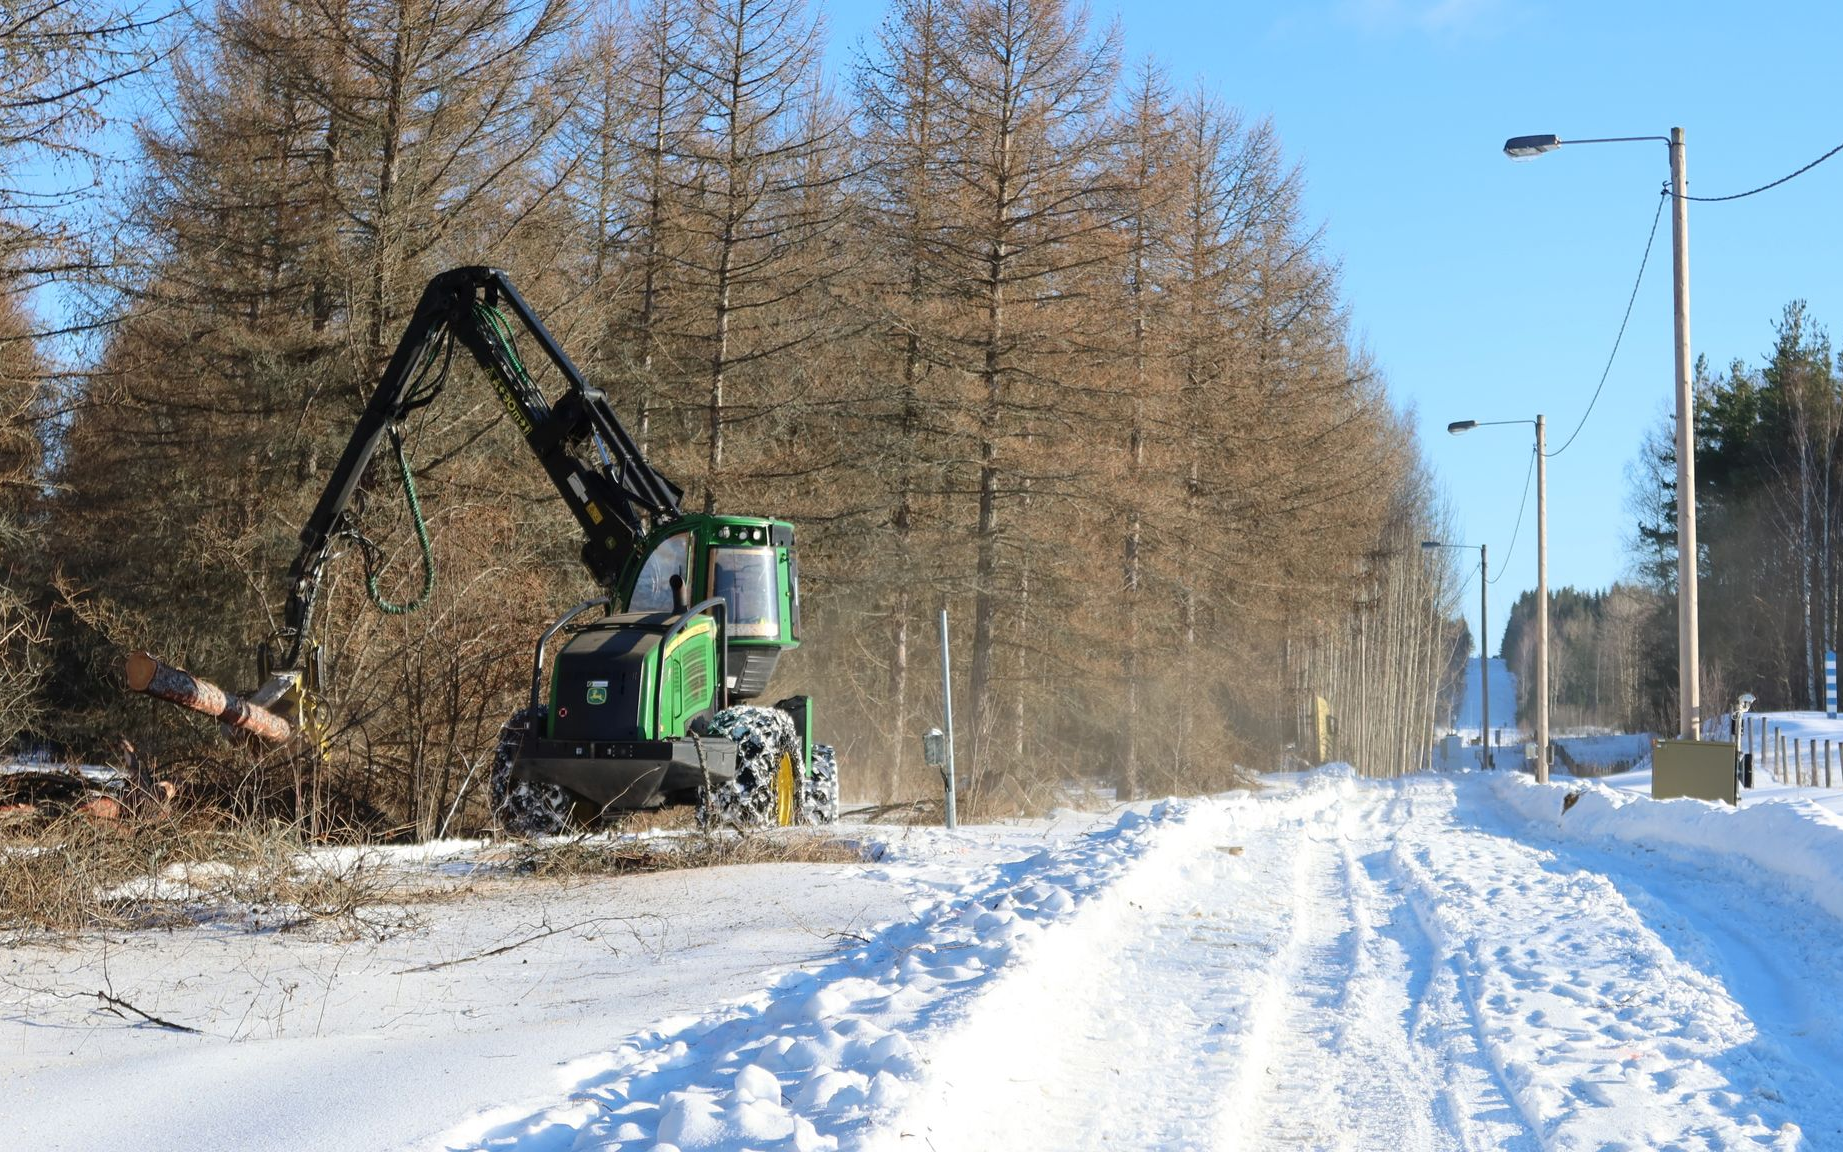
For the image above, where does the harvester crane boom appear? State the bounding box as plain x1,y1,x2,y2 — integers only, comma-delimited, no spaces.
273,266,682,668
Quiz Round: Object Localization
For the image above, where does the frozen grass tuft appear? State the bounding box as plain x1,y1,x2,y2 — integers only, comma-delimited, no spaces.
503,828,868,878
0,810,408,938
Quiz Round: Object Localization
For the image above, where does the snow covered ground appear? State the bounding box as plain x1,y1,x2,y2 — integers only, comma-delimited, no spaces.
1450,656,1519,740
9,766,1843,1150
1435,657,1521,770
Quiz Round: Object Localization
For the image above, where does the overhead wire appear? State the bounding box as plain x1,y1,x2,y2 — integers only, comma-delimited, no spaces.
1677,140,1843,203
1544,140,1840,457
1455,137,1841,624
1486,445,1537,584
1545,187,1667,459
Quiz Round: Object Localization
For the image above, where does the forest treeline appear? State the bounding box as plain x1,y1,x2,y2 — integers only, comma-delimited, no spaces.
1500,583,1665,734
1498,302,1843,735
2,0,1453,834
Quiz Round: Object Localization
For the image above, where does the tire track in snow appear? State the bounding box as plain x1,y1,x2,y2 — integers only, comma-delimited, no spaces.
889,777,1480,1152
1372,787,1539,1152
1231,786,1462,1152
1391,777,1804,1152
886,797,1313,1151
1492,797,1843,1145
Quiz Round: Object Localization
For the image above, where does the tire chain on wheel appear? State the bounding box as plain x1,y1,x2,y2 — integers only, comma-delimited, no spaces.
698,704,801,829
800,743,839,825
489,707,575,836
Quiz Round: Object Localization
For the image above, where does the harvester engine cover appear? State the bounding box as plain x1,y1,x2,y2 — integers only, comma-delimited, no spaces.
512,611,739,810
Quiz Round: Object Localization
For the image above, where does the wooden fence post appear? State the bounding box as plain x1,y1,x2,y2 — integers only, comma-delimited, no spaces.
1779,729,1787,783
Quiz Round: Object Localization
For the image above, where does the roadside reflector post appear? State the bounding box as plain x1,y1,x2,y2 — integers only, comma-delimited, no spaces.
937,609,957,830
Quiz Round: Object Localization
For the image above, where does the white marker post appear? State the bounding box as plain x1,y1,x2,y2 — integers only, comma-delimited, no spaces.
938,609,958,830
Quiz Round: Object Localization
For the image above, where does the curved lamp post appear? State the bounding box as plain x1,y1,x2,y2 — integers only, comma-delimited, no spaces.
1504,128,1698,741
1450,417,1548,783
1424,539,1491,770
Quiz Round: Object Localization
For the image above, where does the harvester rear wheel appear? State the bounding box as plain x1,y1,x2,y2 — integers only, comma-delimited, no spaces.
490,707,575,836
800,743,839,825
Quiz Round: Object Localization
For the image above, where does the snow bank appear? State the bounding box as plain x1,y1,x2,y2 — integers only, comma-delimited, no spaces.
1487,770,1843,923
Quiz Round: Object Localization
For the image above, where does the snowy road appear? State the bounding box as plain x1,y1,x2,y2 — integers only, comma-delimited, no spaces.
1451,655,1518,735
887,772,1839,1151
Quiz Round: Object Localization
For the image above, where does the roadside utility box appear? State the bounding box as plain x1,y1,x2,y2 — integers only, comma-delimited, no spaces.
1651,738,1739,806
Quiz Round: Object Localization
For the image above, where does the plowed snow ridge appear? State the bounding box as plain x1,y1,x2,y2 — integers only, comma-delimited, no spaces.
448,771,1843,1151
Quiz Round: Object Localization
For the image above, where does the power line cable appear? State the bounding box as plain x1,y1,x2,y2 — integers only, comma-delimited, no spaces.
1678,140,1843,203
1486,445,1537,584
1453,561,1480,599
1546,187,1666,458
1545,140,1843,455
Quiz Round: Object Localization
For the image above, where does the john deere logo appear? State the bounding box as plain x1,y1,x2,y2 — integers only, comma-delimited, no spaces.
586,680,608,705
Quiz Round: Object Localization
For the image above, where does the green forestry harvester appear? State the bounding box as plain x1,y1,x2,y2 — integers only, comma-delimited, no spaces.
240,266,837,833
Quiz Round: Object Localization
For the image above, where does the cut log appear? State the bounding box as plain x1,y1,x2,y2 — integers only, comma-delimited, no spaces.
124,652,294,743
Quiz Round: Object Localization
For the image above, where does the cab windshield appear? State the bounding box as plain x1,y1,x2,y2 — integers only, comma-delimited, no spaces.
710,547,780,638
629,533,690,613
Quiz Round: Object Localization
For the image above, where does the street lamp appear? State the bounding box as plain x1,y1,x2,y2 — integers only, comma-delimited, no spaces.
1504,127,1699,741
1424,539,1492,770
1449,416,1549,784
1503,135,1561,159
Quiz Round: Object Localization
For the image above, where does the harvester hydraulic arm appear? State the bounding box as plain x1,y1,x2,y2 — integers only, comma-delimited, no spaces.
272,267,682,669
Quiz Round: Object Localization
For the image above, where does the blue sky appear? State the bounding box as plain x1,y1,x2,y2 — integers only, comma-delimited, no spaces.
826,0,1843,655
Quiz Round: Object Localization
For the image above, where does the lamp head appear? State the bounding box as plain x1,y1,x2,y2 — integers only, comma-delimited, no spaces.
1421,540,1443,551
1448,420,1478,435
1504,134,1562,159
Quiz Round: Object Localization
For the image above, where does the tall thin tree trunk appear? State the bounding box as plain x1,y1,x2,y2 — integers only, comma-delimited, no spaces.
366,17,411,364
967,109,1013,792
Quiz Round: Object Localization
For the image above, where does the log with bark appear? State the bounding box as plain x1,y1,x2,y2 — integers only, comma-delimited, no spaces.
123,652,294,743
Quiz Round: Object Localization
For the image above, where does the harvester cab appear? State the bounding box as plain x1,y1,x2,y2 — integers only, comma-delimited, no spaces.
238,266,837,833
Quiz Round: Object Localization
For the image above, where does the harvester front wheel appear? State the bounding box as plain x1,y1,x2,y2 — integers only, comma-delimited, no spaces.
698,704,800,829
490,707,575,836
